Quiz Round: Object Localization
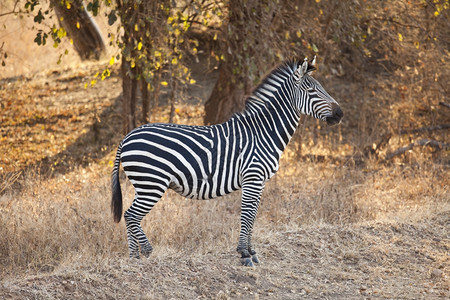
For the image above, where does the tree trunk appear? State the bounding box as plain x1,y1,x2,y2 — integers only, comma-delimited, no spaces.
203,0,279,125
204,65,246,125
121,56,137,134
51,0,105,60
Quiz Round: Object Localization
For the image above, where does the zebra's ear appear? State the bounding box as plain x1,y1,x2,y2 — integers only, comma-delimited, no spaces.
306,56,317,74
295,58,309,78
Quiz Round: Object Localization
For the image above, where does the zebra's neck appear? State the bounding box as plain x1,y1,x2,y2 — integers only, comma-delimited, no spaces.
230,61,301,155
232,94,300,155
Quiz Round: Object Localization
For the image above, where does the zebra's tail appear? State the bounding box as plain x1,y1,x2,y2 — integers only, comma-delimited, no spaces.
111,143,123,223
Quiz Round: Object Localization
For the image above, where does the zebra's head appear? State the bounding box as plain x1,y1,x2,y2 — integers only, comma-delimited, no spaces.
293,57,343,126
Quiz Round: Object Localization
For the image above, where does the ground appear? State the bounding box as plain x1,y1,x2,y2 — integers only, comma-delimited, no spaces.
1,214,448,299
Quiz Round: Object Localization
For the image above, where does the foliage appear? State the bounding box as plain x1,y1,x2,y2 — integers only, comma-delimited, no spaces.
23,0,69,63
113,1,200,89
1,0,449,136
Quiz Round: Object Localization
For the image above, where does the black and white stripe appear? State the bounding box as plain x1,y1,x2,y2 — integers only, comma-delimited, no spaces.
111,57,343,265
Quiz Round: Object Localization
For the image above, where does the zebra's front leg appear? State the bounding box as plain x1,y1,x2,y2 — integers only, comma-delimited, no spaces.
237,181,264,267
247,230,260,264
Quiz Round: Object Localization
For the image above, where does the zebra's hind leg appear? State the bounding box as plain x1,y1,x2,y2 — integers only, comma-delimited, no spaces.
124,192,163,258
124,211,145,258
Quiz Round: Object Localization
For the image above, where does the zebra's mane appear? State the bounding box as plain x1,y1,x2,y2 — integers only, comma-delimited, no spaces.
238,59,301,116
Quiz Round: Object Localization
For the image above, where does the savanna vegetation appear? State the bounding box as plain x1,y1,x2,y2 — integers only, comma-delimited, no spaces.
0,0,449,298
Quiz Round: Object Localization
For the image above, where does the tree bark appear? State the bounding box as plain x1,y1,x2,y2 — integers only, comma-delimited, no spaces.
121,56,137,133
203,0,279,125
204,65,247,125
51,0,105,60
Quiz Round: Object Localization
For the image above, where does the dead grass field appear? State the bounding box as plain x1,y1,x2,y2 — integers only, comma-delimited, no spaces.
0,159,448,299
0,4,449,298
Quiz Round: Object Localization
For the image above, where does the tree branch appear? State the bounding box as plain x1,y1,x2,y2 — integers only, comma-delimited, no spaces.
399,124,450,135
0,0,21,18
439,102,450,110
385,139,450,161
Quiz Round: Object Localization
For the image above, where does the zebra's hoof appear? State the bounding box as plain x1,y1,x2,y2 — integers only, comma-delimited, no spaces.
251,254,260,264
141,245,153,258
141,250,152,258
240,257,255,267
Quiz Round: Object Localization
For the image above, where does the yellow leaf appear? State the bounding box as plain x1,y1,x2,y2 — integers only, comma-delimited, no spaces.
296,31,302,38
109,56,115,65
190,79,196,84
134,24,138,31
76,22,80,29
66,2,71,9
183,21,190,31
171,57,178,65
137,41,143,51
101,69,110,80
398,33,403,42
161,81,168,86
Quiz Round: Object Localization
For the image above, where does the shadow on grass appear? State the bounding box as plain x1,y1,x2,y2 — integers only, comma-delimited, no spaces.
1,95,124,195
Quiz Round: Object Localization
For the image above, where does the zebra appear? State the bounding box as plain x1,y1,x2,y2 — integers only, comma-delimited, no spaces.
111,57,343,266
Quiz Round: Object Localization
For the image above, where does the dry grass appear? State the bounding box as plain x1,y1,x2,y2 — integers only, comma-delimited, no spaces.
0,158,448,298
0,2,449,296
0,149,448,278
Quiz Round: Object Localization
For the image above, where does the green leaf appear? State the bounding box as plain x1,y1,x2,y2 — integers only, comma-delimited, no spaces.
42,33,48,45
87,0,100,16
34,9,45,24
108,10,117,26
34,32,42,45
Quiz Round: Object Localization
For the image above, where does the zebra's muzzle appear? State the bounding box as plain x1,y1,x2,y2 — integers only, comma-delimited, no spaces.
326,103,343,126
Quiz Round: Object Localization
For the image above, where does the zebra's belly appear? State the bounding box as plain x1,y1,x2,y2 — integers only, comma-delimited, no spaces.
169,176,241,200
